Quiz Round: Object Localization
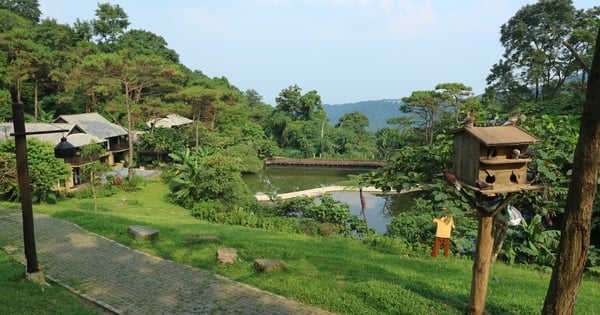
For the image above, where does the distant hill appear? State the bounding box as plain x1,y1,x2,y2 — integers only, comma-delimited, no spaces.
323,99,403,131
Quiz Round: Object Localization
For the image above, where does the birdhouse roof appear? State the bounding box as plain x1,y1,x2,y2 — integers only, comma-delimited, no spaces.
454,126,539,146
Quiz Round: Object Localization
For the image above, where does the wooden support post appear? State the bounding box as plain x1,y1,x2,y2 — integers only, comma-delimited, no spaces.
468,212,494,314
468,193,514,315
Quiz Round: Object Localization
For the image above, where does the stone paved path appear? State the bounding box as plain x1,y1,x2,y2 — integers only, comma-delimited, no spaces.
0,208,333,315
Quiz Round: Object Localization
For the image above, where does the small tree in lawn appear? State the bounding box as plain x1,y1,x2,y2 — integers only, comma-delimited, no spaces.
78,141,110,211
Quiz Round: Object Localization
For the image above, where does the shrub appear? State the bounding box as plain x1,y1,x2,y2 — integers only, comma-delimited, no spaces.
120,175,146,192
362,233,420,256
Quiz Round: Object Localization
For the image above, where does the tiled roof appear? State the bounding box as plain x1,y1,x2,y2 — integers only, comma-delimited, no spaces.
0,123,105,147
55,112,128,139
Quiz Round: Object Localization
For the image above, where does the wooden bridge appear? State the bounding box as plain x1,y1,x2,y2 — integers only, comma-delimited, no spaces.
265,158,386,168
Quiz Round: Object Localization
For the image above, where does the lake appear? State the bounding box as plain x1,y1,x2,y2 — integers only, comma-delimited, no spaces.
243,167,421,234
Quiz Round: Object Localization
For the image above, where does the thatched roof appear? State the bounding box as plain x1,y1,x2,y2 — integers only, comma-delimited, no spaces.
146,114,193,128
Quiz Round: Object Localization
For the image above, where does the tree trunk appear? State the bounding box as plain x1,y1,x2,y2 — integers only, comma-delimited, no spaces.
124,81,135,180
91,172,98,212
359,188,369,234
542,26,600,315
34,79,38,121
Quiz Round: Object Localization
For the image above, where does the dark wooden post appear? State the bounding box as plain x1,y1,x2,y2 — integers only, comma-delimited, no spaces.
468,213,494,314
468,194,514,315
12,102,39,274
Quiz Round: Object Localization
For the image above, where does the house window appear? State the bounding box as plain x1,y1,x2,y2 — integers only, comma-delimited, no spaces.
72,168,80,185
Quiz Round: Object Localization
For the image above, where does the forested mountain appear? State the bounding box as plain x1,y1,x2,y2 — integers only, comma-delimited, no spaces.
323,99,403,131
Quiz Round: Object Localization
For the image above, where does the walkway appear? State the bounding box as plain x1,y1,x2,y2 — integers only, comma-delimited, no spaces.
0,208,332,315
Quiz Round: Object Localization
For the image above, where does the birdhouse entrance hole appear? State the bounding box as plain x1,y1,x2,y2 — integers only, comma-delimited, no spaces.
483,169,496,184
486,149,497,159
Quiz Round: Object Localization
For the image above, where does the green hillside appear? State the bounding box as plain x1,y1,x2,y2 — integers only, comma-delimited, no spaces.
323,99,404,131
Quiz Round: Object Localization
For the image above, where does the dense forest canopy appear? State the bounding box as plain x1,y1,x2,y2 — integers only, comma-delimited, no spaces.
0,0,597,162
1,1,600,313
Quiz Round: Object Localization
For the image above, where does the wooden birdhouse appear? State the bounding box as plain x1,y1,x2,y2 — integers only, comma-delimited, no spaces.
451,126,541,195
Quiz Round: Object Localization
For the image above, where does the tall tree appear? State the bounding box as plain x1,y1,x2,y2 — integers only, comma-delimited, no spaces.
92,2,129,48
117,29,179,63
171,85,222,147
108,53,180,178
1,26,47,106
542,25,600,314
270,85,325,152
400,90,447,145
506,0,574,99
567,6,600,91
244,89,263,107
65,51,120,113
0,0,40,23
487,0,598,107
435,82,473,123
274,84,323,121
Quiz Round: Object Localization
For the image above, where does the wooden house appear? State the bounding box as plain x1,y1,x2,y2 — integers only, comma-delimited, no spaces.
55,113,129,165
0,122,107,188
452,126,541,195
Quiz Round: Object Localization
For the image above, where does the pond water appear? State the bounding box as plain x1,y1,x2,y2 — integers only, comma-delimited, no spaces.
243,167,422,234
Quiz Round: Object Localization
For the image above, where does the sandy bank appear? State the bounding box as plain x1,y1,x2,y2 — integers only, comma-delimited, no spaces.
254,185,394,202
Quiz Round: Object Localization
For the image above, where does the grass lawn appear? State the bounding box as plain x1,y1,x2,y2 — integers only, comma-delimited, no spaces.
5,179,599,314
0,250,104,314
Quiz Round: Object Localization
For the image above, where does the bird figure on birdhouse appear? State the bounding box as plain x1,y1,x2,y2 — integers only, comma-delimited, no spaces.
444,168,462,191
486,113,498,126
475,179,493,190
463,110,475,128
501,112,521,126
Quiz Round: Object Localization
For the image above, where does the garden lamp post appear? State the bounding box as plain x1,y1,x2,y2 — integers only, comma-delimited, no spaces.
11,102,75,282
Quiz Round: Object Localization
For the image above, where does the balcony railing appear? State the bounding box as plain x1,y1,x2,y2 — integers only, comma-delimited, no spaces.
109,142,129,151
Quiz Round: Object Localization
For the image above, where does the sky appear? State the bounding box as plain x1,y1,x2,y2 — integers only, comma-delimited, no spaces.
37,0,598,106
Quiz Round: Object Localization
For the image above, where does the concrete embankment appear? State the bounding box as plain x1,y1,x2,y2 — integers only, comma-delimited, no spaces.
254,186,390,202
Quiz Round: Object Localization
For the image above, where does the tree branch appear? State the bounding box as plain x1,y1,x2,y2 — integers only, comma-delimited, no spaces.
563,41,591,73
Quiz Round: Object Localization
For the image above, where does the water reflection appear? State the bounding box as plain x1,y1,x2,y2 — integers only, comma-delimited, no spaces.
243,167,423,234
244,167,368,194
331,191,423,234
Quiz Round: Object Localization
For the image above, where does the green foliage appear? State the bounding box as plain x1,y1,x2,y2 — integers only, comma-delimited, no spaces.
92,2,130,47
400,89,450,145
0,0,41,23
373,127,405,160
189,193,369,238
501,214,561,267
0,138,71,202
222,144,263,173
119,175,145,192
486,1,597,109
29,180,600,315
274,84,323,121
69,183,119,199
191,202,304,235
516,115,579,221
136,126,190,165
386,199,479,256
167,148,251,208
367,133,453,192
